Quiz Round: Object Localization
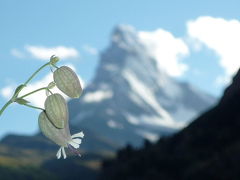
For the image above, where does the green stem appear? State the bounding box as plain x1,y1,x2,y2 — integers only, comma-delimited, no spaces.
18,87,47,99
48,89,53,95
23,104,44,111
24,62,50,85
0,100,13,116
51,64,59,69
0,62,51,116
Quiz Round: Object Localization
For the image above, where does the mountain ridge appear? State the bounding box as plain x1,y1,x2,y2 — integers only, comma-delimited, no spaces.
69,24,216,146
0,24,219,180
100,69,240,180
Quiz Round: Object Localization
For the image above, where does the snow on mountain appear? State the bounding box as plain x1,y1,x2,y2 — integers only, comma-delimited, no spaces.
68,25,216,147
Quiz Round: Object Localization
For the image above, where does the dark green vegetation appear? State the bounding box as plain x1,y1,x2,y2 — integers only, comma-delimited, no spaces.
100,70,240,180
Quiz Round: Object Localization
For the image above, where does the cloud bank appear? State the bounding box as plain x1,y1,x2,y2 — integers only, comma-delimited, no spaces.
138,29,189,77
9,17,240,88
11,45,80,61
25,45,79,60
187,16,240,84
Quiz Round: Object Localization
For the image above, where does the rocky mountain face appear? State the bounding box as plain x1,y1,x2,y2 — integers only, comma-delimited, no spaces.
69,25,216,146
100,70,240,180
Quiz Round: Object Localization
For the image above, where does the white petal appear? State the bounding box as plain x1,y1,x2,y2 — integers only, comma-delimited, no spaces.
61,147,67,159
71,131,84,138
56,147,62,159
72,138,82,145
69,140,80,149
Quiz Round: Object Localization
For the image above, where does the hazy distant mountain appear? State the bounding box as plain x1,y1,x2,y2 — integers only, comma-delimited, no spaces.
100,69,240,180
69,25,216,147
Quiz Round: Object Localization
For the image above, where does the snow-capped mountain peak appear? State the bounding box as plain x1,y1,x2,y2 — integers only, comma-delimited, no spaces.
69,25,216,146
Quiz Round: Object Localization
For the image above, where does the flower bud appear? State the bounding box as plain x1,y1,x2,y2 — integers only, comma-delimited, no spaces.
47,82,56,89
45,82,56,96
53,66,82,98
44,93,68,129
38,111,71,147
50,55,60,65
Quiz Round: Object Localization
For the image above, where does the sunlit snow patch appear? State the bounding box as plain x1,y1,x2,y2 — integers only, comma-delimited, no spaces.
83,90,113,103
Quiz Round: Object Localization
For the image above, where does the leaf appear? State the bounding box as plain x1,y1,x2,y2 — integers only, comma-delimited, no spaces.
13,84,25,97
16,98,29,105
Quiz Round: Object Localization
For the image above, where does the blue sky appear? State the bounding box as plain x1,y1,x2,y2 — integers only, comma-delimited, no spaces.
0,0,239,138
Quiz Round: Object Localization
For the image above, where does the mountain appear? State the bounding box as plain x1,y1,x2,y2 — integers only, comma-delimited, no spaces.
0,24,217,179
68,25,216,146
0,127,119,153
99,69,240,180
0,128,116,180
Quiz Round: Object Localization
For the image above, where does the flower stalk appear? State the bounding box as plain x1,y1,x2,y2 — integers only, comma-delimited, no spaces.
0,100,13,116
0,56,56,116
0,55,84,159
24,62,50,85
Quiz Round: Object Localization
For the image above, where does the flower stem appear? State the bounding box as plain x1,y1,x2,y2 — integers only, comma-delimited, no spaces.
22,104,44,111
51,64,59,69
18,87,48,99
24,62,50,85
0,62,51,116
0,100,13,116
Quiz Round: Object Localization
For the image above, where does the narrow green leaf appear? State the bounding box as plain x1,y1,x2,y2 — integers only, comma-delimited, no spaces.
16,98,30,105
13,84,25,97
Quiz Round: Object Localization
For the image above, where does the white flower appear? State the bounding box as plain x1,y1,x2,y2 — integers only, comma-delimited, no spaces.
56,131,84,159
38,111,84,159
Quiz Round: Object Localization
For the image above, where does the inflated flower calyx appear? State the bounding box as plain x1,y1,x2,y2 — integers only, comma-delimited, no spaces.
39,111,84,159
44,93,68,129
38,111,71,147
53,66,82,98
12,84,26,101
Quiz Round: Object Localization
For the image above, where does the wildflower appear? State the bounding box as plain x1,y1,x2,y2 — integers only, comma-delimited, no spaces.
38,111,84,159
53,66,82,98
44,93,68,129
56,131,84,159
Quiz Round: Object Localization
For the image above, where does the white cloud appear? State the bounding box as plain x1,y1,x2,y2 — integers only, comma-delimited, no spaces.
184,36,203,52
25,45,79,60
138,29,189,77
0,64,85,109
187,16,240,84
82,45,98,55
0,85,15,99
10,49,25,58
